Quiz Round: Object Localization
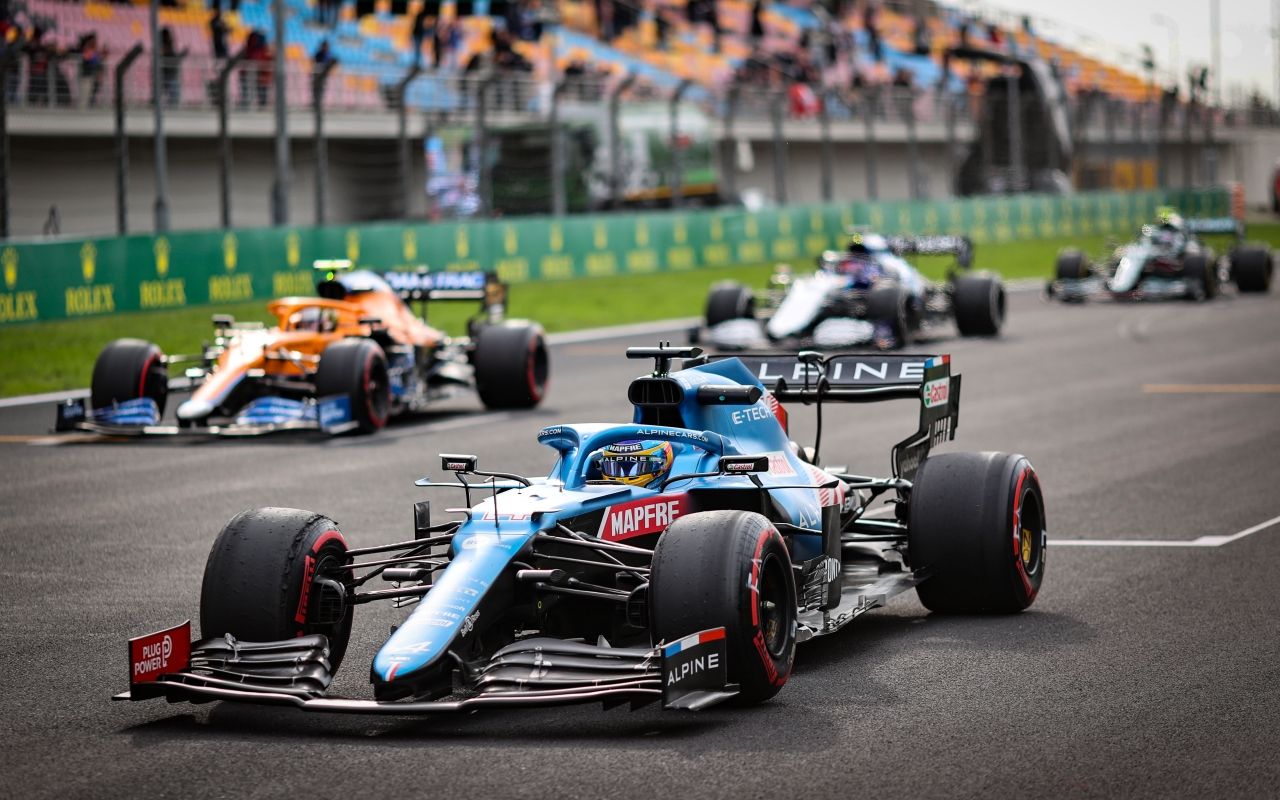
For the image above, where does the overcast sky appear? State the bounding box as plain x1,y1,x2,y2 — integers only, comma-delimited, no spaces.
964,0,1278,102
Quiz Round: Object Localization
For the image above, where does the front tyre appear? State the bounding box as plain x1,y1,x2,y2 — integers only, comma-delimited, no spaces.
1179,253,1217,301
200,507,355,671
91,338,168,415
314,338,390,435
908,452,1046,613
866,284,915,348
951,274,1006,336
650,510,797,704
472,322,549,409
1054,249,1090,281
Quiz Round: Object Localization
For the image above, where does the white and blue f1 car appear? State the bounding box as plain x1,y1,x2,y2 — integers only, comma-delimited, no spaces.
116,344,1045,715
696,232,1006,350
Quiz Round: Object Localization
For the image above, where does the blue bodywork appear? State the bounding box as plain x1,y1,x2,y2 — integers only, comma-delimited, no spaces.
370,357,833,692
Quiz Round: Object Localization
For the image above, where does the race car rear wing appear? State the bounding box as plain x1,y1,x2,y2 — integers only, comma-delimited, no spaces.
1185,217,1245,238
380,269,507,307
884,235,974,268
691,352,960,479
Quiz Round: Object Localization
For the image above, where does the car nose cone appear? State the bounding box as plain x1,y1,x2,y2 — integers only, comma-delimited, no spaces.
176,399,214,421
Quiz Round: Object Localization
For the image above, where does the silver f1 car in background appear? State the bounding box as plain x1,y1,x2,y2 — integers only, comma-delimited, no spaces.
693,232,1005,350
1046,210,1274,302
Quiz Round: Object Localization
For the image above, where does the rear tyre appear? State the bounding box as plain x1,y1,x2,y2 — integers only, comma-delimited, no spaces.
952,274,1006,336
1179,253,1217,301
1230,246,1273,293
866,284,914,348
90,338,168,415
650,510,797,704
200,507,354,671
472,322,549,409
1054,249,1089,281
704,282,756,328
908,452,1046,613
314,338,390,435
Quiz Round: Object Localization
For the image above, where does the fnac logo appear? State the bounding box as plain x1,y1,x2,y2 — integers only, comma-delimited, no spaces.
345,229,360,262
286,231,301,267
550,223,563,252
3,247,17,289
636,218,649,246
402,229,417,262
593,221,607,250
222,233,238,271
503,225,518,255
80,242,97,283
154,236,170,277
674,218,687,244
709,217,723,242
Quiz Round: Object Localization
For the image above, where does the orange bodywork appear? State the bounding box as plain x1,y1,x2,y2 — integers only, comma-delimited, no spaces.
189,287,442,411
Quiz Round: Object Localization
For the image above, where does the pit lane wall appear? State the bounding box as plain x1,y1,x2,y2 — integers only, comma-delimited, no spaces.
0,187,1229,325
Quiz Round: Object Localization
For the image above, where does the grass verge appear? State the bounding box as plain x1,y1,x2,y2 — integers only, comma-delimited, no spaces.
4,224,1277,397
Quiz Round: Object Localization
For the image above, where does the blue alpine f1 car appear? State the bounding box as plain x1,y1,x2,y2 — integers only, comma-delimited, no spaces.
116,344,1045,714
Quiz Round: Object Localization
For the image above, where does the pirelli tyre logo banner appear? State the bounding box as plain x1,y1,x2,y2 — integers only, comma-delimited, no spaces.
0,188,1229,325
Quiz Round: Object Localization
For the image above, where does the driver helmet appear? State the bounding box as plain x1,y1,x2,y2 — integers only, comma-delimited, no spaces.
597,440,674,488
288,306,337,333
833,253,883,289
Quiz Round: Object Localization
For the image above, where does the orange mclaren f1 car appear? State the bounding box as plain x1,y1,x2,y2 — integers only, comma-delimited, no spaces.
55,261,549,436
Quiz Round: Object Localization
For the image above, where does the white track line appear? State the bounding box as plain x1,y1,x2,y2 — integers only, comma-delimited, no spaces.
326,411,515,447
0,388,89,409
1050,513,1280,548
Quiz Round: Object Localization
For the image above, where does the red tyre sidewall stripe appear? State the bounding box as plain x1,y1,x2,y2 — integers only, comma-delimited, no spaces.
137,351,158,399
748,524,787,687
363,350,387,428
1011,466,1039,601
526,332,545,403
295,529,348,628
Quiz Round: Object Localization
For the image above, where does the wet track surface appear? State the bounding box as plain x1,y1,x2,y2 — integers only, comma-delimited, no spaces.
2,290,1279,798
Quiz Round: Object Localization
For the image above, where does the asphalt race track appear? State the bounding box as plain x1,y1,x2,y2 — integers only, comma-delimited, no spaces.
2,288,1279,799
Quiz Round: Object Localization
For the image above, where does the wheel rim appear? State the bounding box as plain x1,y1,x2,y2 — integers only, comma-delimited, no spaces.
1015,486,1045,578
366,356,390,424
757,552,790,658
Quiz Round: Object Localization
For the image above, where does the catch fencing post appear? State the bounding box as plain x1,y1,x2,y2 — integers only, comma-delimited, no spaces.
863,86,878,200
770,87,788,205
818,89,833,202
476,71,498,216
550,77,569,217
150,0,170,232
216,53,245,229
670,79,692,209
396,65,421,219
902,87,921,199
114,45,144,235
0,50,11,238
271,0,290,226
608,72,636,210
1006,65,1023,192
312,60,336,224
722,81,741,203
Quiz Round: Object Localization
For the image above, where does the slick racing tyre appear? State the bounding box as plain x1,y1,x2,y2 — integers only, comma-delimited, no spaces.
704,282,756,328
90,338,168,415
201,507,355,671
908,452,1046,614
952,274,1006,336
650,510,797,704
1230,246,1273,293
1054,249,1090,281
315,337,390,435
866,284,914,348
473,322,549,409
1179,253,1217,301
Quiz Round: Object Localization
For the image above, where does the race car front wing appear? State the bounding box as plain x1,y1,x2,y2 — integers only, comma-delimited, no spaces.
54,394,359,437
114,622,737,714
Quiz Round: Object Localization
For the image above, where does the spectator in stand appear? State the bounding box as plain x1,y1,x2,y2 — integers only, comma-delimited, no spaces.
863,1,882,62
1,16,19,104
493,28,532,72
209,8,228,60
432,18,458,69
410,4,431,68
611,0,636,39
592,0,613,42
749,0,764,45
75,32,106,108
911,15,929,57
238,29,271,108
312,38,336,104
687,0,719,52
986,23,1002,49
159,26,188,107
24,25,56,105
507,0,542,42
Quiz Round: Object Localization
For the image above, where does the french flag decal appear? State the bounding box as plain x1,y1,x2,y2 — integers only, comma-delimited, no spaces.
662,627,726,657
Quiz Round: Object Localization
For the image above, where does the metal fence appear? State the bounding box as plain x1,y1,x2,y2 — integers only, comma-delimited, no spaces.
0,43,1265,240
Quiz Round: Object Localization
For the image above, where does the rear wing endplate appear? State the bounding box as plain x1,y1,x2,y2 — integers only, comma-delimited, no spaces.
692,352,960,480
